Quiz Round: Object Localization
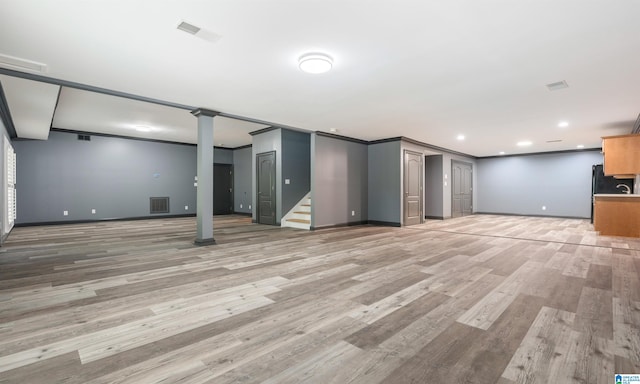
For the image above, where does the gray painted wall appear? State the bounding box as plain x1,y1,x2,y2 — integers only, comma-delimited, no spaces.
13,131,198,224
368,141,401,224
476,150,603,218
251,128,282,223
282,130,311,215
311,134,368,228
233,146,252,214
11,130,250,224
214,147,233,165
10,122,602,231
425,155,444,218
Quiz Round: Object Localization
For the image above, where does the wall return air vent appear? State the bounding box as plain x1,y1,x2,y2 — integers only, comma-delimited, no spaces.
150,197,170,214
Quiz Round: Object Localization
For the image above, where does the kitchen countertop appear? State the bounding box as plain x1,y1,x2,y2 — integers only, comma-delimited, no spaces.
594,194,640,198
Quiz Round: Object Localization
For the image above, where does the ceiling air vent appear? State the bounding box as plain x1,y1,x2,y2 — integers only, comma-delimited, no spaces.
177,21,201,35
150,197,170,214
546,81,569,91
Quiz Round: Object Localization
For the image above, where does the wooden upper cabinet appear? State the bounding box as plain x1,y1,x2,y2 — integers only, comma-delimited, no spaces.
602,133,640,176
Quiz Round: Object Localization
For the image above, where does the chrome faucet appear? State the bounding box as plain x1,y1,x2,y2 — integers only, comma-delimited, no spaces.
616,184,631,194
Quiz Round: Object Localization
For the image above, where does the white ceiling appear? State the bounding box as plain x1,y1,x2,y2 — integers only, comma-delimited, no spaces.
1,1,639,156
52,88,267,147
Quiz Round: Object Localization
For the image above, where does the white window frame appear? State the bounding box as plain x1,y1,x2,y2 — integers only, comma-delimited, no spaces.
4,136,16,234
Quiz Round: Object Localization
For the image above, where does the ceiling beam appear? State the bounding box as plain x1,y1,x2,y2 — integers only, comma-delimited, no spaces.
0,68,194,111
0,82,17,138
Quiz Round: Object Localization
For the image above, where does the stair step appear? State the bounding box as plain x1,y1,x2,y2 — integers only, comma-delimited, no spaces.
288,218,310,224
281,194,311,230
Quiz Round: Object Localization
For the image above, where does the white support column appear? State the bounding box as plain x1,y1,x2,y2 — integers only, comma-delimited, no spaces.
191,108,219,245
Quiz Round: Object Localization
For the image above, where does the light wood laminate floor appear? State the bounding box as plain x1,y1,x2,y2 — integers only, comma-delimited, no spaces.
1,214,639,383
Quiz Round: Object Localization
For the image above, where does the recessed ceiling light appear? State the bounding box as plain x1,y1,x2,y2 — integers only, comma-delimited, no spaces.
517,141,532,146
546,80,569,91
558,121,569,128
499,151,506,155
299,53,333,74
135,125,152,132
576,144,585,149
329,128,338,133
456,134,465,140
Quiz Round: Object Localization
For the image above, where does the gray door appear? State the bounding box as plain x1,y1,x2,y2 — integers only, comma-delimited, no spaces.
213,164,233,215
403,150,423,226
452,161,473,217
256,151,276,225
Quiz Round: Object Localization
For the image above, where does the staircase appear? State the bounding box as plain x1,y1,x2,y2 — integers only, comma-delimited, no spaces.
281,193,311,230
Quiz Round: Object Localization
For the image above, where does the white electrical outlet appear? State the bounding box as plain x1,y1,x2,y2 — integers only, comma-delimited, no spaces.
194,182,197,187
285,179,290,185
351,210,355,216
91,209,96,214
249,205,251,210
185,205,189,210
63,210,68,216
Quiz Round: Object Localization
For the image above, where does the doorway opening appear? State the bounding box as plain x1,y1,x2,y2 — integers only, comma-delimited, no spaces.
213,164,233,215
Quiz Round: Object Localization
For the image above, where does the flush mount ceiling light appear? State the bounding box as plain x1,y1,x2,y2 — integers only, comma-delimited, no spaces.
517,140,532,146
329,128,338,133
576,144,585,149
499,151,506,155
298,53,333,74
456,134,465,140
558,121,569,128
135,125,153,132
